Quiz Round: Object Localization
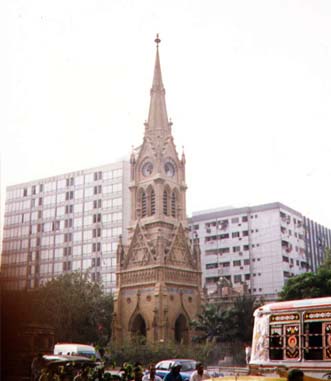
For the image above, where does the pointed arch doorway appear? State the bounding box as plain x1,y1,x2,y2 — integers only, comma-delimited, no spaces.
174,314,189,344
130,314,147,341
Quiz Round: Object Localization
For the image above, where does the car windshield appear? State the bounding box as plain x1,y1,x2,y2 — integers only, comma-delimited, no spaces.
179,361,196,372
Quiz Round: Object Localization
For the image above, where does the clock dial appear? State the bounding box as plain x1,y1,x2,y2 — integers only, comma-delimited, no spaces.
142,161,153,177
164,161,175,177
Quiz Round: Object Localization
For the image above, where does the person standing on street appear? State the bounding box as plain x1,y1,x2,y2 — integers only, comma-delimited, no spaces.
142,364,162,381
189,363,210,381
31,353,45,381
245,345,252,365
164,363,183,381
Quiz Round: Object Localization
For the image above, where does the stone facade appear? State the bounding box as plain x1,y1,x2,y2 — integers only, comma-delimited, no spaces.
113,36,203,344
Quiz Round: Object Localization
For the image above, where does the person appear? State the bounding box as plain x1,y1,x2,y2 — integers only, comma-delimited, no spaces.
245,345,251,365
31,353,45,381
73,366,89,381
133,365,144,381
287,369,304,381
164,363,183,381
142,364,162,381
189,363,210,381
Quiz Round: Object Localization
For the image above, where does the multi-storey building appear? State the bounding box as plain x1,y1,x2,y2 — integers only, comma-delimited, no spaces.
304,216,331,272
189,202,311,300
1,160,130,293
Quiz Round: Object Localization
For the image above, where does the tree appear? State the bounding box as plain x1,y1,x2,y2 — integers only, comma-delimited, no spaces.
191,295,261,344
191,303,240,343
279,247,331,300
229,294,262,343
34,272,113,345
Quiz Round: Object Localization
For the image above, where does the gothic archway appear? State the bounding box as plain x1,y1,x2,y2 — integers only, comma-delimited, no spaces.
130,314,147,339
174,314,189,344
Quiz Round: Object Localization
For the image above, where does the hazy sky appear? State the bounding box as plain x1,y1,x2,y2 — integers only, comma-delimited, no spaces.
2,0,331,227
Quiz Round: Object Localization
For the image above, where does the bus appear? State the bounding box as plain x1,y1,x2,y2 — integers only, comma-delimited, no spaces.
250,297,331,379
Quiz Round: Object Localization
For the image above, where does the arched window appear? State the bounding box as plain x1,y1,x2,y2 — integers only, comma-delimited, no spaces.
141,191,147,218
171,191,177,218
163,190,168,216
150,189,156,215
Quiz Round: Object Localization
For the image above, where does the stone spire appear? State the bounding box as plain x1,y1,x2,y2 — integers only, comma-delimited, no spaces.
146,34,171,140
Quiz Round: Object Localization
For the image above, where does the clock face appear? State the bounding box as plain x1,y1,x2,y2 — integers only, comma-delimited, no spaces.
142,161,153,177
164,161,176,177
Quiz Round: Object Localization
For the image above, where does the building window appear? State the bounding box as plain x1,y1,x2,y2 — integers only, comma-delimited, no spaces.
64,219,73,228
244,259,250,265
243,230,249,236
66,177,74,187
32,185,36,195
93,214,101,223
245,274,250,280
64,233,72,242
233,246,240,252
65,191,74,200
242,216,248,222
94,171,102,181
63,261,72,271
94,185,102,195
92,257,101,267
150,189,156,215
92,242,101,252
38,197,43,206
52,220,60,231
93,228,101,238
232,232,240,238
163,190,168,216
234,275,242,283
233,260,241,266
171,191,176,218
231,217,239,224
206,263,218,269
63,247,72,256
23,188,28,197
141,191,147,218
93,199,102,209
65,205,74,214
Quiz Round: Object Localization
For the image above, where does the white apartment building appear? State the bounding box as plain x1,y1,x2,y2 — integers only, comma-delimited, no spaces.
189,202,309,300
1,160,130,293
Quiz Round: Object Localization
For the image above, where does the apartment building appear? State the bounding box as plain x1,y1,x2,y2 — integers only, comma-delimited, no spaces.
189,202,311,300
1,160,130,293
304,216,331,272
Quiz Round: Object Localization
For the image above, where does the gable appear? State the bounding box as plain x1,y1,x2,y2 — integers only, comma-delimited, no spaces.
123,223,154,269
166,224,195,268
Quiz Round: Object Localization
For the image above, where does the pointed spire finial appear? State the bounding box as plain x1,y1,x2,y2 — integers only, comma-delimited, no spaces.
155,33,161,47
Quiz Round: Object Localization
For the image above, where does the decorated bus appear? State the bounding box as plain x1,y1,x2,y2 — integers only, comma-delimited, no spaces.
249,297,331,379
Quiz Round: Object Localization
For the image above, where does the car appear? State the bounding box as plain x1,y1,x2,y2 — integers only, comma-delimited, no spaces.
53,342,99,359
154,359,197,381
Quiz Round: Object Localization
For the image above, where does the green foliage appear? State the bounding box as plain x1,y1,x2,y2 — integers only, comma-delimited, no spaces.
191,304,234,343
191,295,261,345
108,340,216,366
279,247,331,300
229,294,262,343
33,272,113,345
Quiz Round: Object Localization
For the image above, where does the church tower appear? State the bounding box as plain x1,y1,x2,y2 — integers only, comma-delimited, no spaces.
113,36,203,344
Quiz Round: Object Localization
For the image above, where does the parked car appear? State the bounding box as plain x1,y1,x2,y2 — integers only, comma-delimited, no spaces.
53,343,99,359
154,359,197,381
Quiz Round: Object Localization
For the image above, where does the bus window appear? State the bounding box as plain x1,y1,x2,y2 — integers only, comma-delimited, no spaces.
269,326,283,360
304,322,323,360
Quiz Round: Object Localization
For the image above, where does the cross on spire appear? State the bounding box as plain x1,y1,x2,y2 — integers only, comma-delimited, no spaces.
155,33,161,47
